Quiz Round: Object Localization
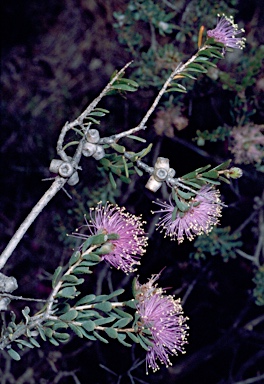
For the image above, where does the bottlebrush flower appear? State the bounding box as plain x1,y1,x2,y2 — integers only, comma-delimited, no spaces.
134,273,188,373
207,14,246,50
153,186,222,243
80,202,147,273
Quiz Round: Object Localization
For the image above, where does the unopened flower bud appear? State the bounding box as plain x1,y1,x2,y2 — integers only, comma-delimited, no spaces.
228,167,243,179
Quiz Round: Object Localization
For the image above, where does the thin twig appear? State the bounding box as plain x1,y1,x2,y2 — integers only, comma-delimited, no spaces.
0,176,67,270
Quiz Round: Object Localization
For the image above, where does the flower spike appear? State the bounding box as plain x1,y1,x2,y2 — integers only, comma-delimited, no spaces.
207,14,246,50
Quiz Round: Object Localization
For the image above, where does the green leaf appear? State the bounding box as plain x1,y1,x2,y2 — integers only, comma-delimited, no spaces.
196,164,211,173
106,289,124,300
201,170,219,179
134,166,143,177
82,252,102,262
75,294,96,306
82,320,95,332
181,179,205,188
72,266,92,274
22,307,30,324
173,194,190,212
127,135,146,142
94,317,115,326
53,332,70,342
111,83,138,92
113,318,131,328
52,266,63,288
29,337,40,348
79,328,97,340
135,143,153,160
7,348,21,361
69,251,81,266
185,63,207,73
61,275,79,283
124,300,136,309
171,206,178,221
167,83,187,93
57,286,77,299
82,234,107,252
93,107,109,114
69,323,83,338
180,72,197,80
212,159,231,171
105,328,118,339
181,170,197,180
15,339,34,349
207,48,223,59
177,189,194,200
60,310,78,322
37,326,46,341
53,321,68,330
109,172,117,189
49,337,60,346
137,335,150,351
117,333,131,347
86,116,100,124
119,175,131,184
111,143,126,154
44,328,53,338
93,331,109,343
199,177,220,184
127,332,139,343
94,302,112,312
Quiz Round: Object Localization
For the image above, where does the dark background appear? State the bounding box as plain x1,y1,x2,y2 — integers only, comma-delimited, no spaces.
1,1,264,383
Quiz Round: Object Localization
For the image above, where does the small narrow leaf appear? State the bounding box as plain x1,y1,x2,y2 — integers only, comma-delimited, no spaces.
82,252,102,262
72,266,92,274
113,318,131,328
106,289,124,300
37,326,46,341
117,333,131,347
109,172,117,189
94,302,112,312
7,348,21,361
49,337,60,346
212,159,231,171
57,286,77,299
105,328,118,339
75,294,96,306
52,266,63,288
29,338,40,348
82,320,95,332
69,251,81,266
127,135,146,143
127,332,139,343
111,143,126,154
60,310,78,322
93,331,109,343
69,323,83,338
201,170,219,179
15,339,34,349
177,189,194,200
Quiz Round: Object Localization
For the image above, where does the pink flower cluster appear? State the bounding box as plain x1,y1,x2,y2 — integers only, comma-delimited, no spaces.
80,202,148,273
153,186,222,243
207,14,246,50
229,124,264,164
134,273,188,373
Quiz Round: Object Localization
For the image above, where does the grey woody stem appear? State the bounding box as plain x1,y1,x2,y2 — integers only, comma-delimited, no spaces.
0,177,67,270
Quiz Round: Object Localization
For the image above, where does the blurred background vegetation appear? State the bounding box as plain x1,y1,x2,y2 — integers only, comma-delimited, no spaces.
1,0,264,383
